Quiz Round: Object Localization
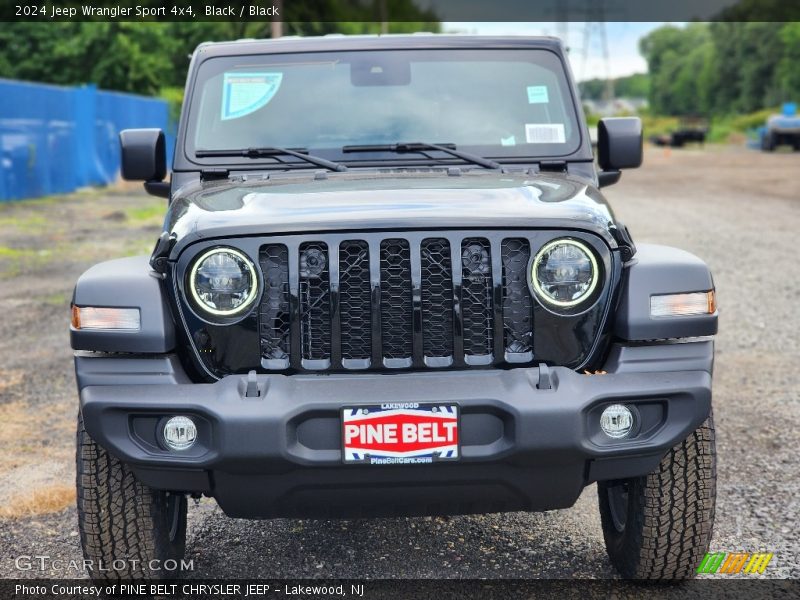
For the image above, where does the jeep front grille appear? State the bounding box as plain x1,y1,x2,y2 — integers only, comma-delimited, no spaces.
256,233,535,371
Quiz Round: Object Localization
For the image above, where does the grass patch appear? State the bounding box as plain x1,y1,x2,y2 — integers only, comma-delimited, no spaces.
40,292,70,306
123,238,157,257
0,246,54,279
0,484,76,518
125,202,166,225
4,194,70,208
0,215,48,233
0,246,35,259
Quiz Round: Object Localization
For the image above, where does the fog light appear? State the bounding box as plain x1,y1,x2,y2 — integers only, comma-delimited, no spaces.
600,404,634,439
162,416,197,451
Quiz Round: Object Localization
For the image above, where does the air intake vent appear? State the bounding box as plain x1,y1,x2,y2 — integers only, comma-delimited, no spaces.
460,238,494,361
299,242,331,366
421,238,454,363
259,244,290,369
380,239,413,364
501,238,533,361
339,240,372,365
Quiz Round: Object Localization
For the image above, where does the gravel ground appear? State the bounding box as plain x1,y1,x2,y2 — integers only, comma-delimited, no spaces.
0,147,798,581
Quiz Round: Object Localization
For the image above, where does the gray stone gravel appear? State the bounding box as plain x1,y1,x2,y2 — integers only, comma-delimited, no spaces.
0,147,798,581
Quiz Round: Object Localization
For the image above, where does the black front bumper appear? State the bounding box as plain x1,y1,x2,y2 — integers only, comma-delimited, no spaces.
77,341,713,518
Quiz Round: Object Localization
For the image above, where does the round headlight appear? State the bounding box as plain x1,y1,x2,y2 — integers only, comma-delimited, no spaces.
531,239,599,308
189,247,258,316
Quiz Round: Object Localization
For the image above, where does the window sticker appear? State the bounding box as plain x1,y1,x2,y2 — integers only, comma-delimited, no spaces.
501,135,517,146
525,123,566,144
221,72,283,121
527,85,549,104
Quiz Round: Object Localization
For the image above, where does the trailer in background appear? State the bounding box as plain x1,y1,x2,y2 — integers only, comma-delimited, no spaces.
650,116,709,148
759,103,800,152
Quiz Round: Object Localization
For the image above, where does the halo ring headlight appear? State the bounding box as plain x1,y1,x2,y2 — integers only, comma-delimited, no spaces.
531,238,600,309
188,247,258,317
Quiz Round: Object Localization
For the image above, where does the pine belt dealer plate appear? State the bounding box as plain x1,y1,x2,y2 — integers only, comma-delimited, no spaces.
342,403,460,465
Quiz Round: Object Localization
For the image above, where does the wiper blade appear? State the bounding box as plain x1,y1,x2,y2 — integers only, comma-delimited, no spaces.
196,147,348,172
342,142,501,170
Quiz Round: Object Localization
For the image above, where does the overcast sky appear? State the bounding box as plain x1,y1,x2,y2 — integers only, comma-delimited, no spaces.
442,22,674,81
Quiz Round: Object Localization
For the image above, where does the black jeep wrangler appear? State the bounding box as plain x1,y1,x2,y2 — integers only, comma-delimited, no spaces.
71,35,718,580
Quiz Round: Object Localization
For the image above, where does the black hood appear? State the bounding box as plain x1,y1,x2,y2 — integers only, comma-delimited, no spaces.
165,170,623,257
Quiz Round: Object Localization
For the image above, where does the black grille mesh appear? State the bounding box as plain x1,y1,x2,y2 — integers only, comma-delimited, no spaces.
339,240,372,361
299,242,331,361
501,239,533,355
380,239,413,360
256,235,538,370
258,244,290,364
421,238,454,358
460,238,494,356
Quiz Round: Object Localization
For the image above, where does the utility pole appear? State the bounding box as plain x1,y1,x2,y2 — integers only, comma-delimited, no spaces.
556,0,569,47
580,2,614,102
380,0,388,34
270,0,283,38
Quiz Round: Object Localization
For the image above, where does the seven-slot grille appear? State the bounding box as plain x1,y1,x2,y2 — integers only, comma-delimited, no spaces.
258,235,534,371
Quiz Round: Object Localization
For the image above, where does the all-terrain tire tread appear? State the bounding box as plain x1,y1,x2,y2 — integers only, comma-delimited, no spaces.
599,412,716,579
76,412,186,580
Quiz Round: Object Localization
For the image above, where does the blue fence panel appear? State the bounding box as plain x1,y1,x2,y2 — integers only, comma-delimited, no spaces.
0,78,173,201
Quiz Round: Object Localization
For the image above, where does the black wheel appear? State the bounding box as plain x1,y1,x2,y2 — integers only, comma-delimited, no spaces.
598,411,716,580
762,132,776,152
76,413,188,581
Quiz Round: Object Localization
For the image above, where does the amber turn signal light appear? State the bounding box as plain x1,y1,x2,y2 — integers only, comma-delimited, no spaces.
71,306,141,331
650,291,716,318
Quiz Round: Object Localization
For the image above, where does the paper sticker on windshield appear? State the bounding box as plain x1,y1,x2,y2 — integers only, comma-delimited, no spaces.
527,85,549,104
221,72,283,121
526,123,566,144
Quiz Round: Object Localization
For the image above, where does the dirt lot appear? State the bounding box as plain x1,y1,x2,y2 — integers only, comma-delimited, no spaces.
0,147,798,580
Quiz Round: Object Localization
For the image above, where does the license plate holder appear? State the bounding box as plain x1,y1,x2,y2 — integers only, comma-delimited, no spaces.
341,403,460,465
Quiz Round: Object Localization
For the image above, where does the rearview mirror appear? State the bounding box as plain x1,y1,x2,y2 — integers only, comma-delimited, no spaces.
597,118,642,187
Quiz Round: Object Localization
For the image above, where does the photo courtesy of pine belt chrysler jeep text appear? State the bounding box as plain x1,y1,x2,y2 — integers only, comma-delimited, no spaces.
70,35,718,581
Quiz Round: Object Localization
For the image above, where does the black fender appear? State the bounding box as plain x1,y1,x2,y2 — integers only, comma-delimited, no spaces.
614,244,717,341
70,255,175,353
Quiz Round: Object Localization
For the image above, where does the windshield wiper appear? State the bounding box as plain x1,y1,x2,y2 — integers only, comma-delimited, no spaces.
196,147,348,172
342,142,501,170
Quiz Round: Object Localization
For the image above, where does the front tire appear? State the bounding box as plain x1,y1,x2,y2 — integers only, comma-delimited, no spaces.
76,413,187,580
598,411,716,579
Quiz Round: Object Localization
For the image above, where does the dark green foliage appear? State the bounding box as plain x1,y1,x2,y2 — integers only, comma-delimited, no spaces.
579,73,650,101
640,22,800,116
0,12,439,96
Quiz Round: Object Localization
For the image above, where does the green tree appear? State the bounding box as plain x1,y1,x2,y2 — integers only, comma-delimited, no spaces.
0,2,440,95
639,21,800,117
579,73,649,101
639,23,713,116
776,23,800,104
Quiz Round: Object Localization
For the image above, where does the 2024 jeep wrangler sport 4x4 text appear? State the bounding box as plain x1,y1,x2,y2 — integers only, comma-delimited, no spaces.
71,35,718,580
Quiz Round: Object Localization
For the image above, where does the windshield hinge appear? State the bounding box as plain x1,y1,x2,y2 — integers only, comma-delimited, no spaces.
539,160,568,172
149,232,176,274
200,168,230,181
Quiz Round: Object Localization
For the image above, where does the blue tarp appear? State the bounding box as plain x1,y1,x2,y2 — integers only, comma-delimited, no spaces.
0,78,174,201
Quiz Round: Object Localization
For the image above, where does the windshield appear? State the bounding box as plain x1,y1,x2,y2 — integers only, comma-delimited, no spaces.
186,48,582,167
